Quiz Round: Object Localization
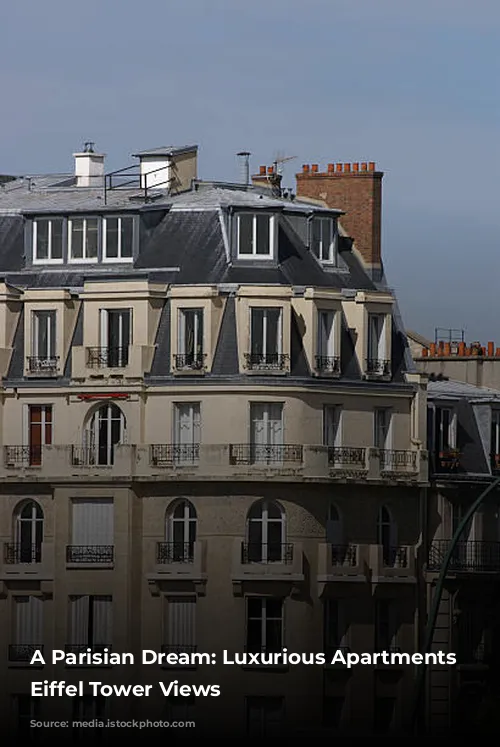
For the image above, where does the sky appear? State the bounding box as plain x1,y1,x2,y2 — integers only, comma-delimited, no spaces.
1,0,499,342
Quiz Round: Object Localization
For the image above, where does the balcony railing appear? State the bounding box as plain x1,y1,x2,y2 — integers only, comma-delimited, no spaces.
315,356,340,375
229,444,303,465
150,444,200,466
161,644,197,655
331,544,358,566
433,449,461,473
86,346,129,368
64,643,111,655
241,542,293,564
4,543,42,564
4,445,42,467
379,449,417,471
382,545,409,568
156,542,194,564
66,545,114,563
328,446,366,467
244,352,289,371
173,353,206,371
428,540,500,572
366,358,391,376
8,644,44,663
26,356,59,375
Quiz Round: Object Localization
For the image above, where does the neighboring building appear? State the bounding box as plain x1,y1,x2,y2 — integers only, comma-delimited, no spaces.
413,333,500,390
406,329,432,360
425,378,500,735
0,146,427,738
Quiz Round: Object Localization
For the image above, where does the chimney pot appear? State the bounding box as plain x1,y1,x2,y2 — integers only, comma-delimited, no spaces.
267,166,274,174
368,162,375,171
312,164,319,173
443,343,451,356
327,163,334,173
353,163,359,172
458,342,466,356
496,348,500,357
361,162,367,171
302,164,310,173
259,166,266,175
344,163,351,173
421,347,428,357
429,343,436,356
488,341,494,356
336,163,342,172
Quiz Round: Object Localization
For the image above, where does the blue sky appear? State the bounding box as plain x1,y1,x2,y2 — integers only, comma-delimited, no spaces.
1,0,499,342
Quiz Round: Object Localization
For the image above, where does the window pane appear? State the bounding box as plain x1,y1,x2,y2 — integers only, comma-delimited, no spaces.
311,219,321,258
265,618,282,651
247,598,262,619
105,218,119,258
238,214,253,254
35,221,49,260
71,219,84,258
265,308,280,354
256,215,270,255
86,219,99,259
51,219,63,259
266,599,282,619
251,309,264,354
120,217,133,257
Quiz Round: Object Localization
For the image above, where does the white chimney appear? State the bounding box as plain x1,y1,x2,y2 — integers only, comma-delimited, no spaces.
73,142,105,187
132,146,197,193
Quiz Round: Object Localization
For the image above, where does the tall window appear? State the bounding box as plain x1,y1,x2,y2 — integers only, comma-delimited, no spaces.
316,310,338,372
68,595,112,651
11,596,44,663
103,216,134,261
13,695,41,740
165,500,197,561
246,500,286,562
367,313,389,375
435,407,456,452
374,408,392,450
96,309,132,368
377,505,397,565
30,311,57,373
68,217,99,261
177,309,204,369
14,500,43,563
326,503,343,546
33,218,63,263
248,308,283,368
69,499,114,563
72,697,106,743
27,405,52,466
311,217,336,263
83,403,126,466
237,213,274,257
323,599,348,655
246,697,284,737
250,403,283,463
375,599,399,651
173,404,201,464
164,597,197,654
246,598,283,653
323,405,342,448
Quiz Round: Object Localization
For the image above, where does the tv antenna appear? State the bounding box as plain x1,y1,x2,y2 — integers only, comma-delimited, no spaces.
273,152,297,175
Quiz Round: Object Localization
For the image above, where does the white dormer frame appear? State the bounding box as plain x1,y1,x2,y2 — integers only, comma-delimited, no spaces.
236,212,276,259
310,216,338,265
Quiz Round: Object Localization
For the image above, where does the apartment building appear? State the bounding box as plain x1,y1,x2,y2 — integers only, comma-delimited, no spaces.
0,145,428,739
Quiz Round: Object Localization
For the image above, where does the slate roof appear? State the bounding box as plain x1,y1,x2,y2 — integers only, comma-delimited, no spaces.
427,379,500,402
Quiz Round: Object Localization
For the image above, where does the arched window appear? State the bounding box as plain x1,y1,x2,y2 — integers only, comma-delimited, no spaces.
326,503,343,545
84,403,126,466
246,500,286,563
165,500,197,562
377,505,397,565
14,501,44,563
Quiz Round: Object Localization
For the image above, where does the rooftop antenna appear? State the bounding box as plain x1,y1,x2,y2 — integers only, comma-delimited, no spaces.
270,152,297,197
273,152,297,176
237,151,251,186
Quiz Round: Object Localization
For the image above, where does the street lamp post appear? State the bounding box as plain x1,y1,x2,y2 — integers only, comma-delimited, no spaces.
411,474,500,732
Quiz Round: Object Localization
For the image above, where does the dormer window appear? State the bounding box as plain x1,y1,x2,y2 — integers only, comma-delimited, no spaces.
103,217,134,261
311,217,336,264
69,217,98,262
33,218,63,264
237,213,274,258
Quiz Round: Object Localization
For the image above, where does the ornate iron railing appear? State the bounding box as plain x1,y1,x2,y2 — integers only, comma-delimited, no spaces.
382,545,408,568
26,356,59,375
244,353,289,371
173,353,206,371
229,444,303,465
366,358,391,376
86,346,129,368
328,446,366,467
315,356,340,374
241,542,293,564
156,542,195,564
150,444,200,466
8,644,44,662
161,644,197,655
64,643,112,655
4,445,42,467
379,449,417,470
331,544,358,566
428,540,500,572
66,545,114,563
4,543,42,564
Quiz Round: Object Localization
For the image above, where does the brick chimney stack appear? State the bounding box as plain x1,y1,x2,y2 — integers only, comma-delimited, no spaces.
296,162,383,269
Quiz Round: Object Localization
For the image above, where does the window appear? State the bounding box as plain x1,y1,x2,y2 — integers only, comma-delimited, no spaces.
89,308,132,368
68,595,112,651
69,499,114,563
374,408,391,450
11,596,44,663
377,505,397,565
165,695,196,729
323,405,341,448
250,403,283,463
13,695,41,739
27,405,52,466
246,696,284,737
164,597,197,654
435,406,456,452
311,217,336,263
246,598,283,654
69,217,99,261
322,695,345,729
165,500,197,561
316,310,338,372
29,311,57,373
173,403,201,464
177,309,204,369
323,599,348,656
13,500,43,563
248,307,283,369
246,500,286,562
237,213,274,257
367,313,389,375
81,403,126,466
326,503,343,546
374,697,396,733
72,696,106,743
375,599,399,651
103,216,134,261
33,218,63,263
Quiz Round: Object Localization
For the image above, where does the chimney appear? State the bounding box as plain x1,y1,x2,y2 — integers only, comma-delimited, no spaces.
295,160,384,269
251,165,282,196
131,145,197,193
73,142,105,187
237,151,251,185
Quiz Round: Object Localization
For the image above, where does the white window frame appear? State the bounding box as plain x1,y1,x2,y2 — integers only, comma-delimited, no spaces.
178,308,204,357
323,405,342,448
102,216,134,262
68,216,99,263
250,307,283,360
374,407,392,450
436,406,457,451
368,313,388,362
237,213,275,259
31,310,57,359
311,216,337,264
246,597,283,652
32,218,64,265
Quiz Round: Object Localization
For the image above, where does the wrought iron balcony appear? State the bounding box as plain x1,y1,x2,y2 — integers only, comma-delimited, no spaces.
366,358,391,376
328,446,366,467
26,356,59,375
4,543,42,564
161,644,198,655
428,540,500,573
156,542,195,564
86,346,129,368
9,644,44,663
150,444,200,466
244,352,289,371
66,545,114,563
433,449,461,473
64,643,111,655
4,445,42,467
382,545,409,568
241,542,294,564
173,352,206,371
229,444,303,465
331,544,358,567
315,355,340,374
379,449,417,471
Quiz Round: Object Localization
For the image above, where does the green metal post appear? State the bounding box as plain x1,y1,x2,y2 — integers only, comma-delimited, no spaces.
411,475,500,732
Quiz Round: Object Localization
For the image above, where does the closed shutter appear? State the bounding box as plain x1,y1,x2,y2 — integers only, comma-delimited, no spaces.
72,499,113,545
70,596,90,645
16,596,43,644
166,598,196,651
93,596,113,645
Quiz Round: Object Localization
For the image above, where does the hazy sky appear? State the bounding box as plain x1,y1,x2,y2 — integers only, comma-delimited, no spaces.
1,0,499,342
